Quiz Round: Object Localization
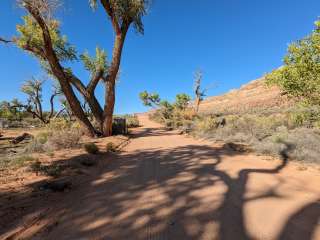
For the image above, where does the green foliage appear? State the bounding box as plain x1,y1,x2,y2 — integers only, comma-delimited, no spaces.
139,91,161,107
194,115,218,132
45,118,72,132
16,15,77,62
89,0,149,33
288,104,320,128
30,161,62,177
84,143,99,154
0,99,25,120
174,93,191,110
106,142,117,152
80,47,108,75
266,19,320,105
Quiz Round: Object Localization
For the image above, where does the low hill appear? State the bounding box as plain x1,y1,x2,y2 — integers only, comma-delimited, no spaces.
198,77,291,115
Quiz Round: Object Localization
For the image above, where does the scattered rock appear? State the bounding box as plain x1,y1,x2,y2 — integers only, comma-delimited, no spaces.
10,133,32,144
40,180,72,192
224,142,252,153
80,158,96,167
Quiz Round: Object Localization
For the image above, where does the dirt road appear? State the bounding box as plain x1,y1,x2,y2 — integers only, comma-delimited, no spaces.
3,114,320,240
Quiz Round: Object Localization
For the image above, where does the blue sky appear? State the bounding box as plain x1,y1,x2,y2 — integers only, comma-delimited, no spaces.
0,0,319,114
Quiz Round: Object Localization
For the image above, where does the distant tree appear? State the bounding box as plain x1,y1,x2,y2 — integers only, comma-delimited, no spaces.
0,100,24,121
10,77,63,123
139,91,191,123
266,20,320,105
193,70,205,113
174,93,191,110
59,98,73,121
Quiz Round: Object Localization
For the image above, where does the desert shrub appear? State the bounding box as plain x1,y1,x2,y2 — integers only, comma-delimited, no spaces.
26,127,81,153
287,104,320,128
194,115,218,133
30,161,62,177
25,134,46,153
124,114,140,128
46,118,72,132
254,128,320,163
25,131,50,153
194,114,286,141
84,143,99,154
106,142,117,152
46,129,81,150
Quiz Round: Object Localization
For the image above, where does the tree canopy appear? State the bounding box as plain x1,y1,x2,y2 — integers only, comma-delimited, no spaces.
89,0,149,34
266,20,320,105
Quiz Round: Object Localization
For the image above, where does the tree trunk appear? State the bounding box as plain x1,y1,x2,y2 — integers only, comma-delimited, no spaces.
69,75,104,129
102,33,126,136
85,93,104,129
194,97,200,114
103,82,115,136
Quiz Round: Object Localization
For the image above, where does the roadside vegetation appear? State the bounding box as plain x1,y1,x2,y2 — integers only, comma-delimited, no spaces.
140,20,320,164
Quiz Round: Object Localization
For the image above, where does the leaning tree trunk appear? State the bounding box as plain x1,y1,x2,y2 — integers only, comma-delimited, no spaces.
26,5,96,137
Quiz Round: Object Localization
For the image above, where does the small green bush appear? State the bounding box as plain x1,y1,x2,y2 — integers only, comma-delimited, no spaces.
84,143,99,154
30,161,62,177
106,142,117,152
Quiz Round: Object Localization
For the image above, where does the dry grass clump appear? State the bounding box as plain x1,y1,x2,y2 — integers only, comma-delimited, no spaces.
25,119,82,153
0,155,37,170
254,128,320,163
124,114,140,128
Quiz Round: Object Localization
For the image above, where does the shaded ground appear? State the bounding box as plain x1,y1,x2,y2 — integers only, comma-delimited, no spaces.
1,114,320,240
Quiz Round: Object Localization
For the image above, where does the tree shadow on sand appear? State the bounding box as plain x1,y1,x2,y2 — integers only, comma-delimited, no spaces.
0,131,319,240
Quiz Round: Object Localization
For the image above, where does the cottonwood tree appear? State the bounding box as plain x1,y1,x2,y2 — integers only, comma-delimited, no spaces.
0,1,98,136
89,0,149,136
1,0,149,136
266,20,320,106
1,1,103,136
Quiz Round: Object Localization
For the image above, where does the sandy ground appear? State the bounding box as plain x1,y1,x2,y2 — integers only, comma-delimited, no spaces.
1,114,320,240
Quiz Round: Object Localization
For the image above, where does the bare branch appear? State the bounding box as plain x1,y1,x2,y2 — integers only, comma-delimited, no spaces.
18,0,62,20
0,37,13,44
